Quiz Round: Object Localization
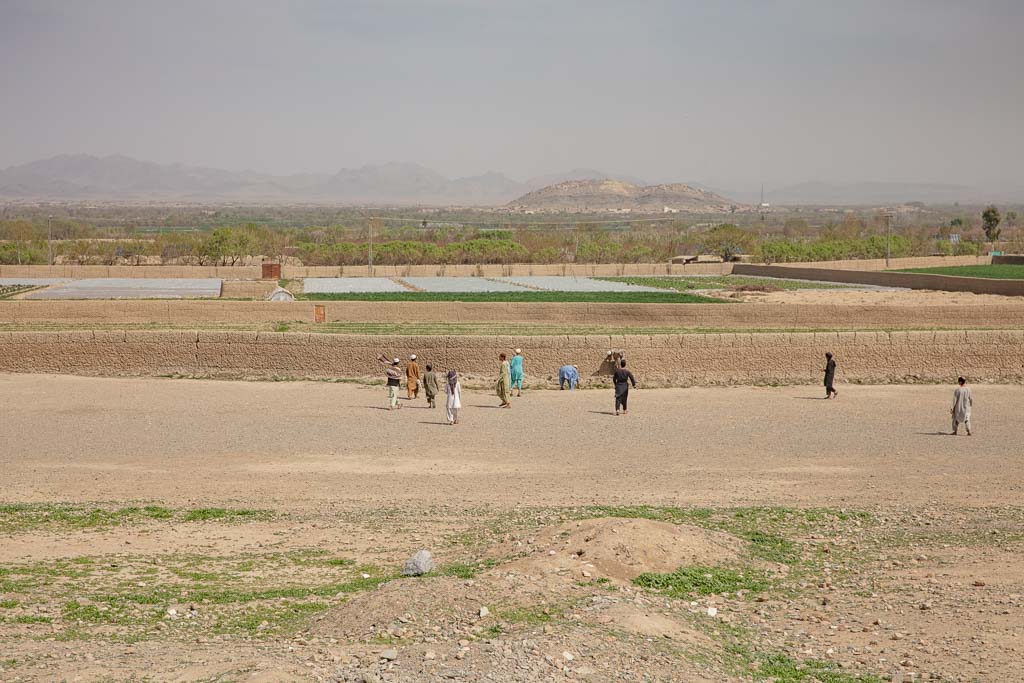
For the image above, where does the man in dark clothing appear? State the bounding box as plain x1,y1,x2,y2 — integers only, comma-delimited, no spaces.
613,359,637,415
824,352,838,399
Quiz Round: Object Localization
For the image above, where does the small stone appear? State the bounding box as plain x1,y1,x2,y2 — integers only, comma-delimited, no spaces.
402,550,435,576
478,606,490,618
380,648,398,661
424,651,436,660
562,651,574,662
707,607,718,617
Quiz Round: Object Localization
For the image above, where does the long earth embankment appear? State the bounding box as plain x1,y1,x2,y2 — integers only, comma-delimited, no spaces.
4,300,1024,329
2,329,1021,385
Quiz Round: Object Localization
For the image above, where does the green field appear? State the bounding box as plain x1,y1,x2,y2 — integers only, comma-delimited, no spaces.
600,275,843,291
300,291,727,303
894,264,1024,279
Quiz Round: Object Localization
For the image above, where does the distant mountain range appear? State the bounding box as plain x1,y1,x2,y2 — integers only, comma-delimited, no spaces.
0,155,1013,206
0,155,647,205
509,179,741,214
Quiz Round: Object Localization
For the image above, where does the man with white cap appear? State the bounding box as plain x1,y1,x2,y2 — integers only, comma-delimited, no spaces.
509,348,524,397
406,354,421,400
378,355,403,410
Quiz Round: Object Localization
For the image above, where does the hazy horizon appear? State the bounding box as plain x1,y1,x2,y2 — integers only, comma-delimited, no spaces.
3,0,1023,194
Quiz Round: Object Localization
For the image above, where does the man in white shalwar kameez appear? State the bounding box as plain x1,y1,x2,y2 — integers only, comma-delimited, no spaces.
951,376,973,436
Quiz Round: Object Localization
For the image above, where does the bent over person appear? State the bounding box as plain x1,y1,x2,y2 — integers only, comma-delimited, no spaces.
613,359,637,415
558,364,579,390
951,376,973,436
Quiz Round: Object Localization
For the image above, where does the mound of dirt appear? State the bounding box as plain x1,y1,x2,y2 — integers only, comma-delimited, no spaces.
312,576,485,641
499,517,744,583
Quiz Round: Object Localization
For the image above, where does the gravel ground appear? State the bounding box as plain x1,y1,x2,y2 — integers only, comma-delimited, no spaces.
2,374,1021,509
24,278,222,299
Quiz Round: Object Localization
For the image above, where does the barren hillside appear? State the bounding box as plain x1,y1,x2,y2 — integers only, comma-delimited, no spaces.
508,178,744,213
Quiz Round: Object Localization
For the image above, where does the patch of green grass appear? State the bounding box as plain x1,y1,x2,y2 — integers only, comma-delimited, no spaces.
0,599,17,609
301,290,726,304
496,605,560,625
214,601,330,637
634,565,771,597
0,503,276,533
9,614,52,624
273,322,290,332
602,275,843,291
737,530,800,565
180,508,272,523
0,504,174,532
753,653,884,683
436,559,500,579
1,658,17,667
894,264,1024,279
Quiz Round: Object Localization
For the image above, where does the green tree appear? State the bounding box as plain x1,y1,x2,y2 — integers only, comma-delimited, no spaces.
981,205,1002,251
700,224,756,261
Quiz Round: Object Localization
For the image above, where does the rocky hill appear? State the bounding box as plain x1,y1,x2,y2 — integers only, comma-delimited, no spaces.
508,179,742,213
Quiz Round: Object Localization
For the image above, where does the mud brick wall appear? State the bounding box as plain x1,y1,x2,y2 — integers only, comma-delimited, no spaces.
4,300,1024,330
2,329,1021,385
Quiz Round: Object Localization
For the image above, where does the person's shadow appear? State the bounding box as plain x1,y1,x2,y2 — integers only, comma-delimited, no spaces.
916,431,950,436
587,410,617,416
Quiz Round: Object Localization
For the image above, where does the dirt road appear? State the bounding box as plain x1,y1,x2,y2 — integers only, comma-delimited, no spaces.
2,374,1021,509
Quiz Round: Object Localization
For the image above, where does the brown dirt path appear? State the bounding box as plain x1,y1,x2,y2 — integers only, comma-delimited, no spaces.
2,374,1021,510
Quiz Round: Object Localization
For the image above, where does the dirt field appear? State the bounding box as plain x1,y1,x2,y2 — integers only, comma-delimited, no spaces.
1,375,1022,682
724,288,1024,306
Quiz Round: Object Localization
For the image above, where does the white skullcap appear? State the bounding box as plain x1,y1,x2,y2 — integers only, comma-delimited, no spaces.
515,348,521,354
410,354,417,359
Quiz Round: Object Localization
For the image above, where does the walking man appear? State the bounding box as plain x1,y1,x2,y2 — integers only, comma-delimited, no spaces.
378,356,402,410
445,369,462,425
823,352,838,399
423,363,440,408
509,348,524,397
496,353,512,408
951,376,973,436
406,354,421,399
613,359,637,415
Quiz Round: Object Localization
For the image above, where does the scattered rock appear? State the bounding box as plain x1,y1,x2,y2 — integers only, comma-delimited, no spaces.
402,550,435,576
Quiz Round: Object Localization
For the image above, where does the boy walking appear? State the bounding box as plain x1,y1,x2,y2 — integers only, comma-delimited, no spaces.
423,363,440,408
951,376,973,436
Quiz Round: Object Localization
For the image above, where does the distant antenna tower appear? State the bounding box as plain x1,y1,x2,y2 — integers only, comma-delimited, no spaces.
759,184,770,220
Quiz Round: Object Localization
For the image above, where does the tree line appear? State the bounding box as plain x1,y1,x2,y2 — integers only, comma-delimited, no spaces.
0,207,1018,266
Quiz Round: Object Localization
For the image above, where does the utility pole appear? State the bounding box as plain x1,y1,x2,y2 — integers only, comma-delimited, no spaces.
47,214,53,266
884,212,895,268
367,218,376,275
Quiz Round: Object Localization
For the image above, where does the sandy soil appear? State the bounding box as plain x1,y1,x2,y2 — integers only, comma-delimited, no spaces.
1,375,1022,682
725,288,1023,306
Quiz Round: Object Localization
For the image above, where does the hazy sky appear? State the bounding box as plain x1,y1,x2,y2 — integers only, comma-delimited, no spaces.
2,0,1022,191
